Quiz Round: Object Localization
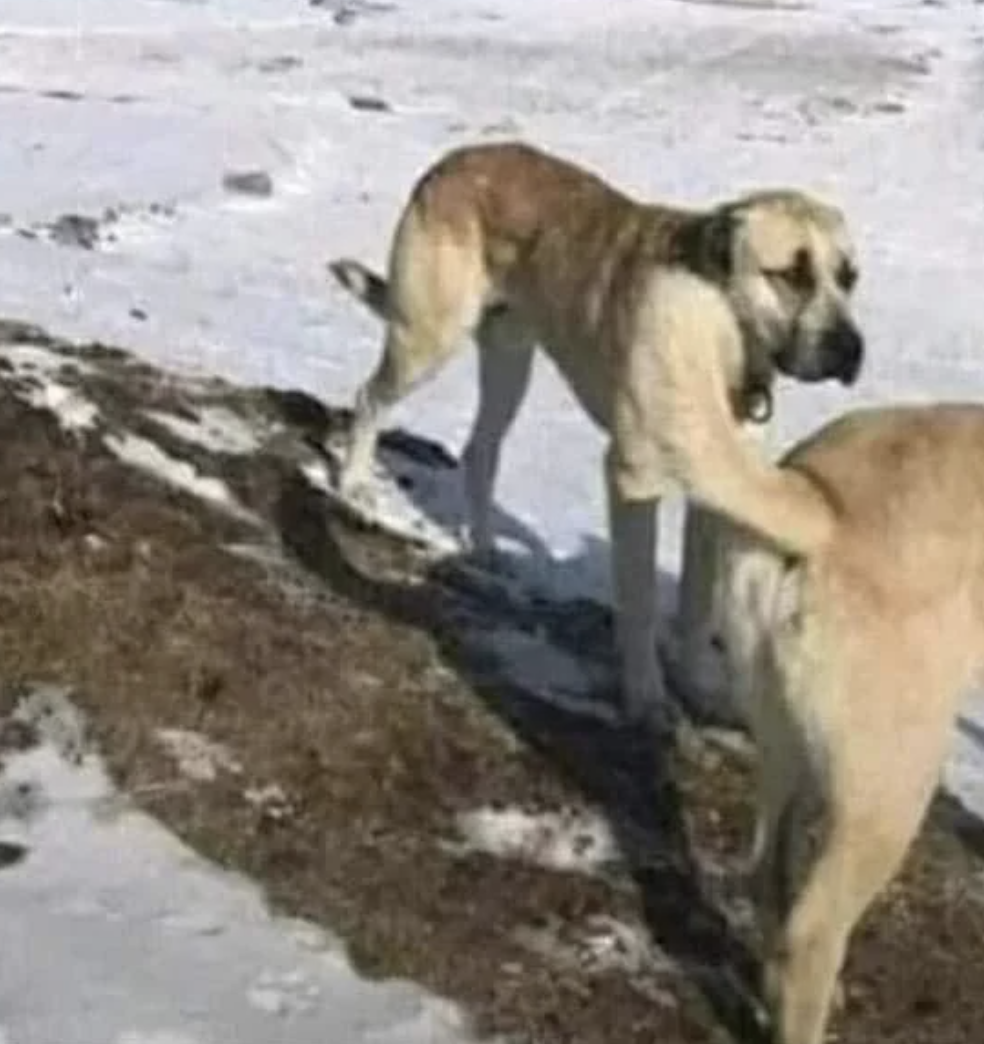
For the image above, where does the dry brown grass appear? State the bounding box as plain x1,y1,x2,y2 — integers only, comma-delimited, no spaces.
1,336,983,1044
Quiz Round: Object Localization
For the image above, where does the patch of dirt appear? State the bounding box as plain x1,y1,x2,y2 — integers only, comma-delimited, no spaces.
0,329,981,1044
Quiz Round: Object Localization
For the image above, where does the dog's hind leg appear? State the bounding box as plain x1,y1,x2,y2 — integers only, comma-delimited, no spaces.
752,774,811,955
340,210,489,499
763,650,943,1044
342,318,457,497
460,308,535,560
764,800,918,1044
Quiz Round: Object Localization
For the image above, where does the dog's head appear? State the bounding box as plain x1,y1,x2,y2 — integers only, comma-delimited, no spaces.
689,190,863,388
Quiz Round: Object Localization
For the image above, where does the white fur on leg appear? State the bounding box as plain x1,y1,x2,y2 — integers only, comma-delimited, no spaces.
460,331,535,564
670,420,769,723
460,435,497,561
607,491,672,727
339,384,382,500
671,504,729,717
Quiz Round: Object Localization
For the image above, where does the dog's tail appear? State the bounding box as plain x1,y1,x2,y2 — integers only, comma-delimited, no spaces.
328,258,389,322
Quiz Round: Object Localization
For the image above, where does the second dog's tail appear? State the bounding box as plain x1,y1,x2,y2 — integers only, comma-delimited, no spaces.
328,258,390,322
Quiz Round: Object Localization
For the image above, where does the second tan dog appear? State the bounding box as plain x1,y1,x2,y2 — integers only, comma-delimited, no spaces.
328,141,863,726
713,403,984,1044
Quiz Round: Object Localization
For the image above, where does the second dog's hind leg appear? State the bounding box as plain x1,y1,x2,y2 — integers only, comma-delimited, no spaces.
764,804,915,1044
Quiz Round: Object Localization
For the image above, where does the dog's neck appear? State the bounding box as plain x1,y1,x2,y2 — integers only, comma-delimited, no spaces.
667,212,775,423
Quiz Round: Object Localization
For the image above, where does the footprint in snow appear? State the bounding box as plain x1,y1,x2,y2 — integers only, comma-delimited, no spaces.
247,969,321,1016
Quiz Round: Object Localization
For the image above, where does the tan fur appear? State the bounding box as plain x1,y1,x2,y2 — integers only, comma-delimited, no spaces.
715,403,984,1044
328,141,862,723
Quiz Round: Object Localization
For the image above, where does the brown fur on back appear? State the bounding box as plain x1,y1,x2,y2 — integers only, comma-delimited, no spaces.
787,405,984,614
332,137,863,739
407,142,699,361
717,402,984,1044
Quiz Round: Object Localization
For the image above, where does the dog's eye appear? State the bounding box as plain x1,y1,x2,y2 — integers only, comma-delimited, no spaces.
836,259,858,292
763,247,814,292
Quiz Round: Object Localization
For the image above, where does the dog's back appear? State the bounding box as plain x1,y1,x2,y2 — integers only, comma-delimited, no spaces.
786,403,984,595
718,402,984,1044
727,402,984,783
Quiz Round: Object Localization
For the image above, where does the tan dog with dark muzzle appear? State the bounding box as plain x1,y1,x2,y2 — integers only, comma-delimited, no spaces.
328,141,863,729
714,403,984,1044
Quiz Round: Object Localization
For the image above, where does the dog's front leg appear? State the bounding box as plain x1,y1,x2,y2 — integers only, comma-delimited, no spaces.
605,455,672,730
671,417,768,724
671,504,730,720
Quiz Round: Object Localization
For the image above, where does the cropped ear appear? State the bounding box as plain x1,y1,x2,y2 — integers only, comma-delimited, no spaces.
676,205,739,282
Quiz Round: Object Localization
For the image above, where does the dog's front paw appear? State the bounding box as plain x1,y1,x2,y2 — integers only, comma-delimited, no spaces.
457,531,512,574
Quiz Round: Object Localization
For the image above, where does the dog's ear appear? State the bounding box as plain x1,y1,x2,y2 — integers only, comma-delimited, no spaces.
704,206,738,278
676,206,739,282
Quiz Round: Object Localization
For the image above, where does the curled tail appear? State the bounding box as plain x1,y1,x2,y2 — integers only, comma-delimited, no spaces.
328,258,390,321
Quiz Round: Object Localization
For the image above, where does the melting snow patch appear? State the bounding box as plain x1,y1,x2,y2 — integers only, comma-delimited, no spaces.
247,968,321,1017
0,343,92,378
359,996,470,1043
104,431,253,520
144,405,263,456
158,907,227,938
0,684,476,1043
243,783,294,821
155,728,242,783
0,343,99,432
300,458,461,556
451,806,618,875
515,915,676,1005
10,683,88,763
20,378,99,431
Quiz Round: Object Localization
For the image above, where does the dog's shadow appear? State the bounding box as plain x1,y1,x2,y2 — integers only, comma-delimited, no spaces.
267,386,697,665
265,390,984,1042
265,416,770,1043
271,387,556,567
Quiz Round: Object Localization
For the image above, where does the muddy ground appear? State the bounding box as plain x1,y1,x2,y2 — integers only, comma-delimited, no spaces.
0,323,983,1044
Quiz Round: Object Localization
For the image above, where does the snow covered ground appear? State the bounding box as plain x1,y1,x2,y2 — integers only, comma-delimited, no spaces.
1,0,984,1039
0,687,471,1044
3,0,983,589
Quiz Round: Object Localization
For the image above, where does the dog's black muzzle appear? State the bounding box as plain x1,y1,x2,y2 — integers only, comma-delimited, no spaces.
778,320,865,386
820,320,865,386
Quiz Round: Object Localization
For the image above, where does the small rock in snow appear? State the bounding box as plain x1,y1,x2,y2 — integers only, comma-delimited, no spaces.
222,170,274,198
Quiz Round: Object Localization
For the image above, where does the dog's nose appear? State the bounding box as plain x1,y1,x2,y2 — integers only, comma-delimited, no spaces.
830,323,864,386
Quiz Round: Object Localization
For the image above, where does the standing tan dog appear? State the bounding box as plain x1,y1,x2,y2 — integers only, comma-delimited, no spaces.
714,403,984,1044
328,141,863,726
